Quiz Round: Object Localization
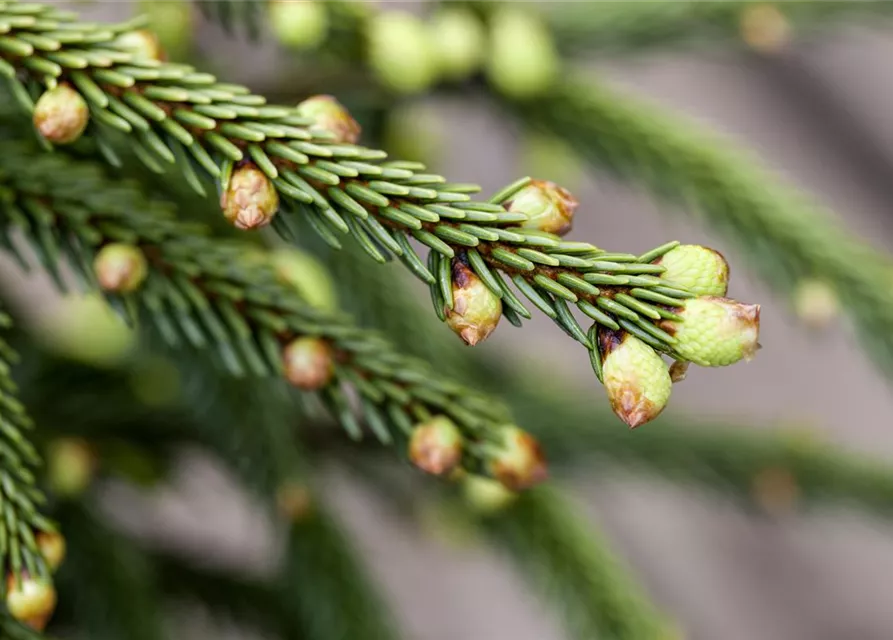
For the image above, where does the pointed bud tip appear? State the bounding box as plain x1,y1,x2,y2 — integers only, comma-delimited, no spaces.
602,334,672,429
446,261,502,346
222,164,279,231
504,179,577,236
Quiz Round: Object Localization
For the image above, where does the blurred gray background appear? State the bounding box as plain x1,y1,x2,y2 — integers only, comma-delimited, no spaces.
6,3,893,639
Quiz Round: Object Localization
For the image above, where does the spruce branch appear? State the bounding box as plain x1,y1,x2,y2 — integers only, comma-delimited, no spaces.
501,72,893,380
0,1,763,415
0,137,555,490
0,310,55,586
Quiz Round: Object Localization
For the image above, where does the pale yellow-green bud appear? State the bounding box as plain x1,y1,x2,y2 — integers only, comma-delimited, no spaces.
367,12,436,95
445,261,502,346
271,248,338,312
295,94,361,144
33,84,89,145
221,164,279,230
5,573,56,631
408,415,464,476
93,243,148,293
462,475,518,514
502,179,578,236
739,3,791,54
793,279,839,329
283,337,334,390
600,330,672,429
269,0,328,50
35,532,66,574
487,7,557,99
46,438,97,499
485,425,548,491
665,296,761,367
429,7,486,82
113,29,165,61
655,244,729,297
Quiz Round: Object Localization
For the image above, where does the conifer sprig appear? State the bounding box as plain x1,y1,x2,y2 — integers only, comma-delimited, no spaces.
0,136,550,489
0,1,761,377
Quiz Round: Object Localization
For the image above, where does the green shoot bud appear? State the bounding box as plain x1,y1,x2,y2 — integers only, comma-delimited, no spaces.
271,248,338,312
600,330,671,428
36,532,66,574
93,243,148,293
367,12,436,94
113,29,165,61
485,425,548,491
33,84,89,145
269,0,329,50
221,163,279,230
655,244,729,297
487,7,558,99
429,7,486,82
502,179,578,236
46,438,96,499
445,260,502,346
462,475,518,514
5,573,56,631
283,337,334,390
409,415,464,476
665,296,761,367
295,94,361,144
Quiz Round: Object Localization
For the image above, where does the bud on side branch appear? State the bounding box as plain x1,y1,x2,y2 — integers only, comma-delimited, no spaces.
283,337,334,390
296,95,361,144
113,29,165,61
33,84,89,145
36,531,66,573
408,415,464,476
445,260,502,346
666,296,761,367
655,244,729,297
600,330,672,428
485,425,548,491
221,164,279,230
502,179,578,236
5,573,57,631
93,243,148,293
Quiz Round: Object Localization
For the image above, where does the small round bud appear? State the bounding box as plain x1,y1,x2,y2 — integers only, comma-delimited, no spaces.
46,438,97,499
221,164,280,230
33,84,89,145
485,425,548,491
600,330,672,429
276,480,313,522
271,248,338,312
93,243,148,293
793,279,839,330
269,1,329,50
5,573,57,631
462,475,517,515
502,179,578,236
429,7,486,82
283,337,334,390
740,3,791,54
655,244,729,297
487,7,557,99
408,416,463,476
445,261,502,346
367,12,436,94
295,95,361,144
664,296,761,367
113,29,165,61
36,531,66,573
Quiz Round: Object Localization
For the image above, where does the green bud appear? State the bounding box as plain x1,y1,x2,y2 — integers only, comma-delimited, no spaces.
33,84,89,145
485,425,548,491
295,94,361,144
35,532,66,574
445,260,502,346
113,29,165,61
600,330,672,428
408,416,463,476
665,296,761,367
429,7,486,82
793,278,838,329
271,249,338,312
269,0,329,50
487,7,558,99
367,12,436,94
502,179,578,236
221,164,279,230
655,244,729,297
93,243,148,293
283,337,334,390
46,438,97,499
5,573,56,631
462,475,517,515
